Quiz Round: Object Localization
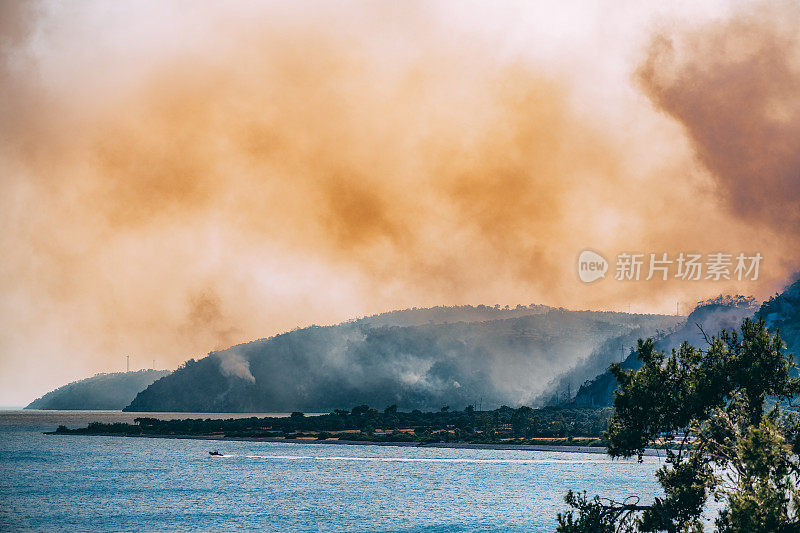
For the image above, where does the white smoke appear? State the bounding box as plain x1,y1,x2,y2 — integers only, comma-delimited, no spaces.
216,350,255,383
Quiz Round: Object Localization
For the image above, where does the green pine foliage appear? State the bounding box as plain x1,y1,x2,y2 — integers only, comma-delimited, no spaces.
558,318,800,532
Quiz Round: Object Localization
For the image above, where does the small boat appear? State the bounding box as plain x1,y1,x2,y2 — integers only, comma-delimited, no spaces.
209,450,222,456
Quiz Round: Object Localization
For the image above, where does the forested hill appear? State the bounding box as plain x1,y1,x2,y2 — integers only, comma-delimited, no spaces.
573,294,765,407
26,369,171,410
351,304,551,328
757,276,800,356
124,307,680,413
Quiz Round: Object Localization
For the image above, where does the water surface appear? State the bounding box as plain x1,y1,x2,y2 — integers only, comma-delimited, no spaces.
0,411,665,532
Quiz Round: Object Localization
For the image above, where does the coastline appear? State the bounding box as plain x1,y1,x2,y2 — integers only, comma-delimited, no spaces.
51,431,665,456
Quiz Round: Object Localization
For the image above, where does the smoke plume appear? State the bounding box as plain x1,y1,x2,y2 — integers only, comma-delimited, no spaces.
1,1,799,403
217,351,256,383
637,0,800,236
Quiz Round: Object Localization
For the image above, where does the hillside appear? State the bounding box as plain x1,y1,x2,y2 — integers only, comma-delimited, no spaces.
536,320,678,405
571,278,800,409
757,275,800,356
573,294,765,407
351,304,551,328
25,369,171,410
124,307,680,412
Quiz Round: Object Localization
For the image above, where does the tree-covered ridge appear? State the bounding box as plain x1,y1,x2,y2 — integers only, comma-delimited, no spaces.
558,318,800,532
25,369,171,410
124,308,680,413
351,303,552,328
573,295,760,408
758,275,800,357
56,404,612,445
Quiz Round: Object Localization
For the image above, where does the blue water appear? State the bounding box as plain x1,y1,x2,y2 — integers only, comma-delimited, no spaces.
0,411,664,532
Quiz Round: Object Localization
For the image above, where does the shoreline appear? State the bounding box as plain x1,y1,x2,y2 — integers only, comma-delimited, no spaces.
51,432,665,456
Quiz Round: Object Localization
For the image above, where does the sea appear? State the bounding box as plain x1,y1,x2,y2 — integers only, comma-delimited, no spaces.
0,410,665,532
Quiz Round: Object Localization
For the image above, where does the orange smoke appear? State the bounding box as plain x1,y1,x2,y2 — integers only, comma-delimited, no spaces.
0,1,798,403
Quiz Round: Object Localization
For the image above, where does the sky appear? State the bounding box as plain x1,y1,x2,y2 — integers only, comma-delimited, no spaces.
1,0,799,404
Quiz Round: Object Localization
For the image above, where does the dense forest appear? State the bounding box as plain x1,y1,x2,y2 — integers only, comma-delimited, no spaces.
26,369,171,410
124,306,680,412
757,274,800,352
57,404,613,445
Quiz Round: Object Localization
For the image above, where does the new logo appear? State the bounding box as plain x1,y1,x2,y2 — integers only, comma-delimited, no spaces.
578,250,608,283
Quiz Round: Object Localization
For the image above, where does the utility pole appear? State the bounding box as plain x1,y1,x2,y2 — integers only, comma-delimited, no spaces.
126,355,129,373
